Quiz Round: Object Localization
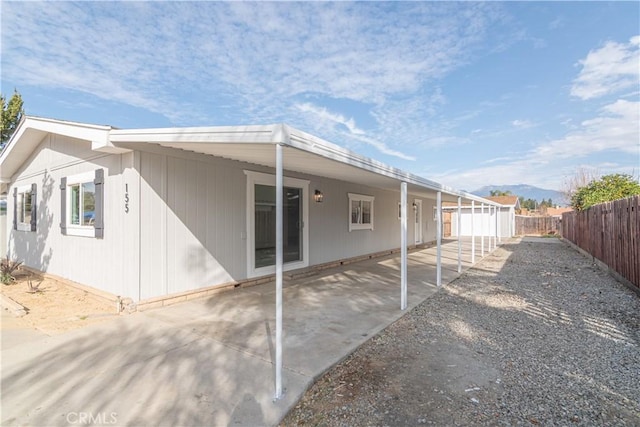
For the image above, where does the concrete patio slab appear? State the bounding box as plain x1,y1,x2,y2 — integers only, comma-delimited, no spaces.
1,238,499,426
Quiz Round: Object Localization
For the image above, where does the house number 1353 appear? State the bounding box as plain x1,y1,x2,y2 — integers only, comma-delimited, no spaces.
124,184,130,213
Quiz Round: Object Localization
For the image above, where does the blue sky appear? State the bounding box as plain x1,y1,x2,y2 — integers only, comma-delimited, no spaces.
1,1,638,192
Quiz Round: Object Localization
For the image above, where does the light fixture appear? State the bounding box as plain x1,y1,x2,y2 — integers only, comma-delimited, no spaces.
412,202,417,210
314,190,324,203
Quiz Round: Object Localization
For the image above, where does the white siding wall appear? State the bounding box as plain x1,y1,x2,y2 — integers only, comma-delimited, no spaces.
7,134,134,298
498,209,512,237
0,209,6,256
138,151,245,300
137,145,437,299
307,178,430,266
9,136,442,302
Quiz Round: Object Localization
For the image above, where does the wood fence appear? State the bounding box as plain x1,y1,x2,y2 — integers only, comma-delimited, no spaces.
443,211,452,237
561,195,639,289
515,215,561,236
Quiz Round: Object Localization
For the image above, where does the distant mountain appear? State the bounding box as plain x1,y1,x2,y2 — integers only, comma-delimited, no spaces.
471,185,566,205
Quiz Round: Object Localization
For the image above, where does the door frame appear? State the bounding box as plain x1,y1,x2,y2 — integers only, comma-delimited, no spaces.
245,170,309,278
414,199,423,245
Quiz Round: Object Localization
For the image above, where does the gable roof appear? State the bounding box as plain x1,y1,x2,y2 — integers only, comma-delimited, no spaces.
0,116,123,183
484,195,520,208
1,116,502,207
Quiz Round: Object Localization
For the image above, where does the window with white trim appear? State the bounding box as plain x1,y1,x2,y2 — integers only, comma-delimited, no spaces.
14,184,36,232
348,193,374,231
61,169,104,238
70,181,95,226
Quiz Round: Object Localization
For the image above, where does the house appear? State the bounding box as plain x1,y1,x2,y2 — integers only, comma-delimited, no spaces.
0,116,504,307
444,195,519,239
544,206,573,217
485,195,520,237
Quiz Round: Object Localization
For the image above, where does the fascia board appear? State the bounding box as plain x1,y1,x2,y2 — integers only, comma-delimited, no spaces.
108,121,503,209
283,125,492,203
110,124,278,145
0,116,113,182
23,116,112,142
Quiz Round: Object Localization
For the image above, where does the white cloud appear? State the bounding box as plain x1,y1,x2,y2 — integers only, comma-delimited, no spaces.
571,36,640,100
295,102,415,161
431,99,639,190
534,99,639,158
295,103,365,136
511,119,534,128
1,2,506,124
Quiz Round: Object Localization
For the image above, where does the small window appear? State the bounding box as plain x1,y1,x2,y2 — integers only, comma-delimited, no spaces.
61,170,104,238
14,184,36,232
69,182,96,226
348,193,374,231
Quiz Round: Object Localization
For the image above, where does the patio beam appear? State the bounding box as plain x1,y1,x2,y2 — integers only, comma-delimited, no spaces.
457,196,462,273
400,182,407,310
436,191,442,286
274,143,283,400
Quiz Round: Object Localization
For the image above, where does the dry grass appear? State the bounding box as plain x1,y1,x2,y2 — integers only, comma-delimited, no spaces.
1,270,119,334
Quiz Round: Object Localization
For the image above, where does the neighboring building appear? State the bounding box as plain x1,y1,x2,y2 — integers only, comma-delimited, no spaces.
485,196,520,237
0,116,502,304
444,195,519,239
544,206,573,217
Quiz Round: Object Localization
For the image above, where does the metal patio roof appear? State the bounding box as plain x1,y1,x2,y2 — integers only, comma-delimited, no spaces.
2,117,501,206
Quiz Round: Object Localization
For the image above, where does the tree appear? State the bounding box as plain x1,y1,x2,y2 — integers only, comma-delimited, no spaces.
571,174,640,211
490,190,513,196
1,89,25,148
562,166,599,206
518,196,537,210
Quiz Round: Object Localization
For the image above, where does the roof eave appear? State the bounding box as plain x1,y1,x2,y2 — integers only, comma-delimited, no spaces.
0,116,122,182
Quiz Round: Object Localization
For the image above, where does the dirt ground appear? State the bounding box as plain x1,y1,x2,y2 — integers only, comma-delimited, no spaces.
0,270,119,335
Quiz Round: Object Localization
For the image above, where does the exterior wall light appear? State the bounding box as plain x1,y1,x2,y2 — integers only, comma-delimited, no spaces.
314,190,324,203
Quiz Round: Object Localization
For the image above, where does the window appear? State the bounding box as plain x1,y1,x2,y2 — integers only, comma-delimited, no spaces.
348,193,374,231
13,184,36,232
69,181,95,226
61,169,104,238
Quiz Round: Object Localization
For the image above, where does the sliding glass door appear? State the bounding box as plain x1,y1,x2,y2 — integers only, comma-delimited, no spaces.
245,170,309,277
254,184,302,268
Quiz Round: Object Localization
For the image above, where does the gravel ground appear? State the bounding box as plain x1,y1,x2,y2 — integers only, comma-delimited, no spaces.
281,237,640,426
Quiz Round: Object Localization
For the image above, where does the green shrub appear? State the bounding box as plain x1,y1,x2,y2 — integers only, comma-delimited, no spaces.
0,257,23,284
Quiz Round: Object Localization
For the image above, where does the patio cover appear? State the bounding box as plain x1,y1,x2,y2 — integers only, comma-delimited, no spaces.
1,117,502,399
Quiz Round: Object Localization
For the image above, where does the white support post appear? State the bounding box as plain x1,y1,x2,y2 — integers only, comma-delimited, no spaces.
436,191,442,286
489,206,493,250
457,196,462,273
493,206,496,249
481,203,485,257
471,201,475,264
496,206,500,244
274,144,284,400
492,206,496,249
487,205,493,253
400,182,407,310
496,209,502,243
